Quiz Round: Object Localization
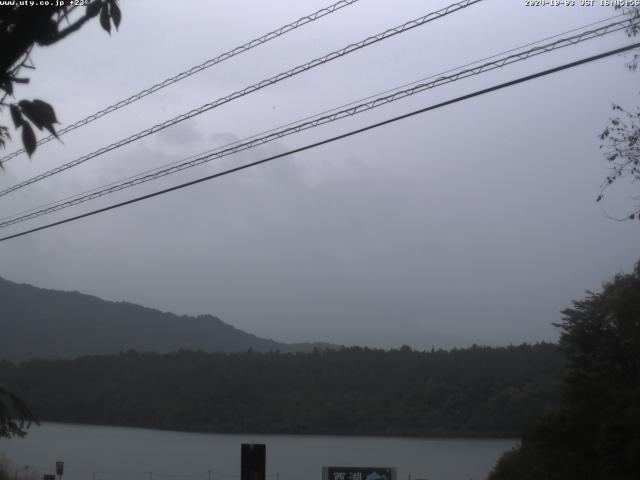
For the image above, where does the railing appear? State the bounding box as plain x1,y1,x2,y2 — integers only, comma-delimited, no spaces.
16,468,279,480
15,468,466,480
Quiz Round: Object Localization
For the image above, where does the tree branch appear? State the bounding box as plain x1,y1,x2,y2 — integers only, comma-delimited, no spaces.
38,13,92,46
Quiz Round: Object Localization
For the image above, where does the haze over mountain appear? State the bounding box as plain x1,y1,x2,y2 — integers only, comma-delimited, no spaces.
0,277,335,362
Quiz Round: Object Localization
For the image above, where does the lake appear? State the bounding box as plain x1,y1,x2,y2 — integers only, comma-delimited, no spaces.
0,423,516,480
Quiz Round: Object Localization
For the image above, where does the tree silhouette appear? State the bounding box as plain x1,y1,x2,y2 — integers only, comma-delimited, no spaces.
489,260,640,480
0,0,121,157
0,0,121,438
597,6,640,220
0,387,36,438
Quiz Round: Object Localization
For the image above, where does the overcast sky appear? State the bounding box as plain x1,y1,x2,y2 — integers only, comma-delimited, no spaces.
0,0,638,349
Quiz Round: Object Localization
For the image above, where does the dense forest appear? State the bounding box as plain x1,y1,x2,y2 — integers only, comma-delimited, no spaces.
0,343,562,438
489,262,640,480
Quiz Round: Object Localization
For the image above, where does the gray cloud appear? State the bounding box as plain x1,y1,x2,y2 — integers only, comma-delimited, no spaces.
0,0,638,349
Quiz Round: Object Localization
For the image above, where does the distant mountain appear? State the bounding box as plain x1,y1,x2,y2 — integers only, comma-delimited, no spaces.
0,277,336,361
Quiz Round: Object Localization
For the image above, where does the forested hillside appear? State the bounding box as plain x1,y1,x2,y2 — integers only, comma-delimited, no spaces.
0,277,332,360
489,263,640,479
1,344,562,437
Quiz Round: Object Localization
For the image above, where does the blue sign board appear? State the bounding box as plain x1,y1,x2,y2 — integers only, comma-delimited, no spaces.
323,467,395,480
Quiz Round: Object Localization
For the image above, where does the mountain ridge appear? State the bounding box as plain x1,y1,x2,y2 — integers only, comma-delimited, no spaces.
0,276,337,361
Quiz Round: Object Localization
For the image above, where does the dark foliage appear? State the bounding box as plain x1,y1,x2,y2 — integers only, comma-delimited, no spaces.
0,2,121,437
0,343,562,438
0,0,120,157
597,6,640,219
0,386,37,438
599,103,640,220
489,262,640,480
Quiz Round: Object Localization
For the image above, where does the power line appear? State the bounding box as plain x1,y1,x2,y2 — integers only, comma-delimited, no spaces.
0,17,634,230
0,11,622,220
0,0,362,165
0,16,632,226
0,12,627,229
0,0,483,199
1,42,637,243
4,10,628,225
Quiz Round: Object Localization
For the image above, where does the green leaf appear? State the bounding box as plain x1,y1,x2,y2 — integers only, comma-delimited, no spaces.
21,122,36,157
100,3,111,34
0,126,10,153
31,99,59,137
86,0,102,18
9,104,23,128
17,99,59,138
109,0,121,30
31,99,58,124
18,100,42,130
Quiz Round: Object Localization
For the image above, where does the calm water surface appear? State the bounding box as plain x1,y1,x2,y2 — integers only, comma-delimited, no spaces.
0,423,516,480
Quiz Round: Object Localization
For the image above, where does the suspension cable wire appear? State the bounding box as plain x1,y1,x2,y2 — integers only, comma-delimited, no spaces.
0,17,635,230
0,0,484,199
1,41,638,243
0,16,631,226
0,12,626,226
0,0,363,166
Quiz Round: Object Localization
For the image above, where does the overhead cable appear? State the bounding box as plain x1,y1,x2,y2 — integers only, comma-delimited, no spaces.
1,42,638,243
0,0,483,199
0,17,634,230
0,0,362,165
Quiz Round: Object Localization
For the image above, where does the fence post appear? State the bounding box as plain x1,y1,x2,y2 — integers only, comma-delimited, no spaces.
208,471,211,480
